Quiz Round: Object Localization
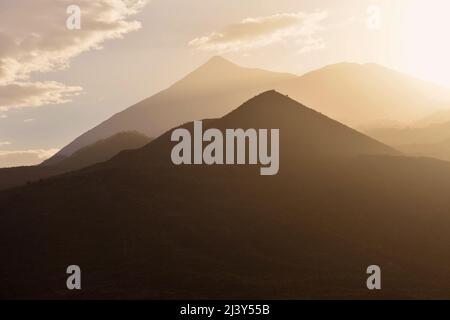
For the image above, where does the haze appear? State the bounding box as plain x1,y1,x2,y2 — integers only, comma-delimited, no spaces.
1,0,450,167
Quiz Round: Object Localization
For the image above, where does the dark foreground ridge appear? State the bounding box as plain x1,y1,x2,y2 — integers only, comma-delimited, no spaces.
2,92,450,299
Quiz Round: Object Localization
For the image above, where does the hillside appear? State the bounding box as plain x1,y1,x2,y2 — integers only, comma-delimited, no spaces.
0,131,151,191
9,92,450,300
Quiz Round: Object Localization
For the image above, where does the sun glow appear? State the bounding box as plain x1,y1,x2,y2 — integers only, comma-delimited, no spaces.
401,0,450,87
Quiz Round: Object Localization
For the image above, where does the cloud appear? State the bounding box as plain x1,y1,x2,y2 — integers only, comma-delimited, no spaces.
0,148,59,168
0,0,149,111
0,82,82,111
189,11,327,54
0,141,12,147
296,37,326,54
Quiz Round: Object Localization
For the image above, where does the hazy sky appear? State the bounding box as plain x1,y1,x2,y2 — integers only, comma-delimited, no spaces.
1,0,450,167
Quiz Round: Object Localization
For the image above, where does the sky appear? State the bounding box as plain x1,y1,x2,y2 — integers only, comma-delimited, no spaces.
1,0,450,167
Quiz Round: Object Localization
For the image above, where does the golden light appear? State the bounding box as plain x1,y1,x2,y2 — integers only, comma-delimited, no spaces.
401,0,450,87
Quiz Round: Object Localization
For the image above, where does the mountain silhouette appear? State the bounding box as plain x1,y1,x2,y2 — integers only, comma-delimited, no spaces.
121,90,397,169
0,131,152,191
366,121,450,161
8,92,450,299
44,131,151,171
276,62,450,128
49,56,296,160
10,58,436,189
46,58,450,168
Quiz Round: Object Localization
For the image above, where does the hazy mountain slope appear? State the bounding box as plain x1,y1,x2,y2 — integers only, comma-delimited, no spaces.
51,56,296,159
50,131,151,171
0,131,152,191
415,109,450,127
219,90,398,157
276,62,450,128
367,121,450,145
48,59,450,166
8,92,449,300
366,121,450,161
396,139,450,161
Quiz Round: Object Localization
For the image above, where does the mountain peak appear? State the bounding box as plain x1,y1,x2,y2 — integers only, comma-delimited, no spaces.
168,57,296,97
236,90,295,111
128,90,398,166
233,89,298,109
195,55,240,73
205,55,235,66
253,89,286,100
222,90,311,123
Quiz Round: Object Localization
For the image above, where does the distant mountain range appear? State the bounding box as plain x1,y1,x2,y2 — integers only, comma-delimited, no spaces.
367,121,450,161
3,56,450,299
47,56,450,164
4,92,450,299
275,62,450,129
0,131,151,190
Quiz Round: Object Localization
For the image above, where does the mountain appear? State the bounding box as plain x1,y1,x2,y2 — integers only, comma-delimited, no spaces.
50,56,296,160
0,131,152,191
397,138,450,161
9,92,449,300
276,62,450,128
151,90,398,161
415,109,450,127
10,59,441,188
366,121,450,161
44,131,151,171
367,121,450,146
47,59,450,167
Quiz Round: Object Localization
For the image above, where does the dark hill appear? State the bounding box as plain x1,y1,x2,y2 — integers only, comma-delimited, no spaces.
3,93,450,299
52,131,151,171
0,131,151,191
115,90,398,168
